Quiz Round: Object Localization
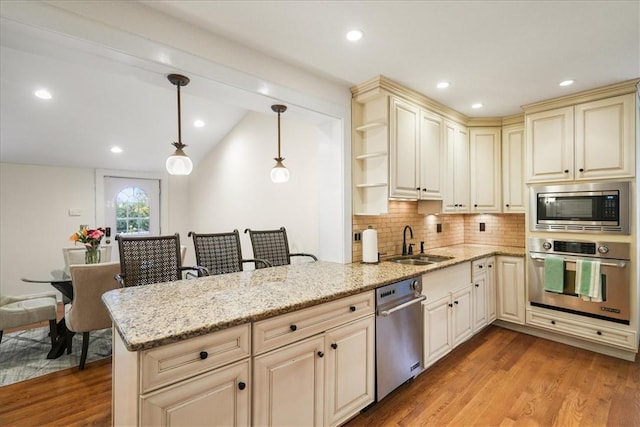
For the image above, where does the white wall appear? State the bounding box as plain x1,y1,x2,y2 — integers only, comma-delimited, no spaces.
187,111,320,264
0,163,97,297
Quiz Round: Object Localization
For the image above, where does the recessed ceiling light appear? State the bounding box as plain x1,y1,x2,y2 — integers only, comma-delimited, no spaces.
436,82,450,89
193,119,205,128
346,29,364,42
34,89,52,100
472,103,483,109
110,146,123,154
559,79,575,87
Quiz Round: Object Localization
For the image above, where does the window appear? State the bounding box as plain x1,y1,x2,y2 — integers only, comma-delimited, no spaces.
116,186,151,235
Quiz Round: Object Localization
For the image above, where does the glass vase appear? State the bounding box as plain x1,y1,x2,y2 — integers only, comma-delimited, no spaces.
85,247,101,264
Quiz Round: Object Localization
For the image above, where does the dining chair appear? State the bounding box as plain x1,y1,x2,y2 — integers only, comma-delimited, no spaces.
0,293,58,345
115,234,208,287
66,262,120,369
188,230,271,275
243,226,317,269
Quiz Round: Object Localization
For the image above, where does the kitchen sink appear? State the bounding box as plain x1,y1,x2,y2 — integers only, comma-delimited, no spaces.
387,254,454,266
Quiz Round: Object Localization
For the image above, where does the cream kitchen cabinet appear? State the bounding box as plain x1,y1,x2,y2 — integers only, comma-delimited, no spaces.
471,259,487,332
442,120,470,213
352,94,389,215
501,124,525,213
526,93,635,183
496,256,525,324
252,292,375,427
418,109,444,200
389,97,420,198
113,324,251,427
469,127,501,213
486,257,497,323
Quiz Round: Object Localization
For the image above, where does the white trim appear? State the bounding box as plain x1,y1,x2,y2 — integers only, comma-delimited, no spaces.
95,169,169,235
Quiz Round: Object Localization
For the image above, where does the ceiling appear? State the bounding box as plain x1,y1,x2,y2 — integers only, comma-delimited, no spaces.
1,1,639,172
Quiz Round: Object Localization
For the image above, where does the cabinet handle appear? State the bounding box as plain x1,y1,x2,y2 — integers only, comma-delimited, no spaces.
290,324,297,332
474,204,478,208
479,265,483,269
238,382,246,391
579,168,584,172
423,189,427,192
454,301,459,305
564,170,569,173
448,303,453,307
331,343,338,350
488,264,493,268
475,284,479,287
416,187,420,190
596,331,602,336
505,204,510,208
317,351,324,358
349,306,356,312
199,351,208,360
551,320,556,325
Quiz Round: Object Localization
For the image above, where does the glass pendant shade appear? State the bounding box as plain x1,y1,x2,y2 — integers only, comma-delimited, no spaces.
270,159,290,183
166,146,193,175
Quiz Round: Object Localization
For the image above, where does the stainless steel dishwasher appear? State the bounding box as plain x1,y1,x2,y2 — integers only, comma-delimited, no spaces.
375,276,425,401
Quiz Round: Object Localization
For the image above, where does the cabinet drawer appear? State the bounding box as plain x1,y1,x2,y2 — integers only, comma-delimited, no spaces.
141,324,250,393
253,291,375,355
526,310,637,351
472,259,487,277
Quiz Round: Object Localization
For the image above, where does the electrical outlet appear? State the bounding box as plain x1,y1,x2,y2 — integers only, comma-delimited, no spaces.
436,223,442,233
354,232,362,241
480,222,486,232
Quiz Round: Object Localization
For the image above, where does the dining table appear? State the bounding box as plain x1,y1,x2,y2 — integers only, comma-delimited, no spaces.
20,276,74,359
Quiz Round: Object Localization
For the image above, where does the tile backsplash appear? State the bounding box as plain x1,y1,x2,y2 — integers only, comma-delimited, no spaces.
352,200,525,262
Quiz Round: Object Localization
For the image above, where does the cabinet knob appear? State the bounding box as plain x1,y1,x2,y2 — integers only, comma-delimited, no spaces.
579,168,584,172
416,187,420,190
454,301,459,305
350,306,356,312
596,331,602,336
448,303,453,307
422,189,427,192
564,169,569,173
199,351,208,360
317,351,324,358
475,283,479,287
474,204,478,208
238,382,246,391
479,265,483,269
331,343,338,350
551,320,556,325
488,264,493,268
290,324,297,332
505,204,510,208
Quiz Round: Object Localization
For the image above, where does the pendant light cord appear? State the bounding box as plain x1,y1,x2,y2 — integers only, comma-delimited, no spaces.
276,110,282,159
176,82,182,146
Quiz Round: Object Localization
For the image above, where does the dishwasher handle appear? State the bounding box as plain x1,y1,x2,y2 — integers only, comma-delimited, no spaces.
378,295,426,317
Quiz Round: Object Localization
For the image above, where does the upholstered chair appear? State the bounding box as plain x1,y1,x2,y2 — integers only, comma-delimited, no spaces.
65,262,120,369
0,293,58,345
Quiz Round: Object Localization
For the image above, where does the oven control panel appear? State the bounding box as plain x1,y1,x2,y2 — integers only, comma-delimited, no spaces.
529,238,629,260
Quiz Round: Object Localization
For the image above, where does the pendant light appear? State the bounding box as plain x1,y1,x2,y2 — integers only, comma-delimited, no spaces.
165,74,193,175
270,104,290,183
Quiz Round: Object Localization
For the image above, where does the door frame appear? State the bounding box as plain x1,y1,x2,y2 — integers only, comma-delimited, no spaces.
95,169,169,235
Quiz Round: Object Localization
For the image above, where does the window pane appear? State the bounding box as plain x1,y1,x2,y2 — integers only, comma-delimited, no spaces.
116,186,151,235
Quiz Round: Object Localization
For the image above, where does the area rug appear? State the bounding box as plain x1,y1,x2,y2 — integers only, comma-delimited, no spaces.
0,327,112,386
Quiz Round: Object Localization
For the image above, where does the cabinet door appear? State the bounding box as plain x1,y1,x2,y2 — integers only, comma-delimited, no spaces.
575,93,635,180
253,335,325,427
501,124,525,213
325,316,375,426
451,285,473,347
423,296,452,368
442,121,469,212
496,256,525,324
141,359,250,427
389,98,419,198
526,106,574,183
486,258,497,323
472,273,487,332
470,127,501,212
418,110,444,199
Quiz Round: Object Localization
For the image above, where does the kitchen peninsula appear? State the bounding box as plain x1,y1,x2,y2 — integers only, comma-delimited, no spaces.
103,244,523,426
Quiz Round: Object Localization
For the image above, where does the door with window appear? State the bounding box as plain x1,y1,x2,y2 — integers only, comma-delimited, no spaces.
104,177,160,261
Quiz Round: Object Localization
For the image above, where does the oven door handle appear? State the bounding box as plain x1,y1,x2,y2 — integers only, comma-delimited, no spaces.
529,255,627,268
378,295,427,317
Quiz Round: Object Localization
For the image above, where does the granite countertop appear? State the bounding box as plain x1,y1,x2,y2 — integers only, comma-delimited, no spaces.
102,244,525,351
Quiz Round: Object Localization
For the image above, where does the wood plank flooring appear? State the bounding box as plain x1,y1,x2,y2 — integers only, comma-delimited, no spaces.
1,325,638,426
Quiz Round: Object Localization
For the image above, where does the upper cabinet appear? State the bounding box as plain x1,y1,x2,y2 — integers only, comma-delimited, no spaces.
389,97,420,199
469,127,501,213
442,121,470,213
501,123,525,213
418,110,445,200
526,93,636,183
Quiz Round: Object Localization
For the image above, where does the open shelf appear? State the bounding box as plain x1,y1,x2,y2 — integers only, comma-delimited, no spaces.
355,151,388,160
355,182,388,188
355,122,387,132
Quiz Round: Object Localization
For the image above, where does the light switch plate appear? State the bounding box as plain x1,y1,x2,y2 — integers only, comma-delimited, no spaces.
68,208,82,217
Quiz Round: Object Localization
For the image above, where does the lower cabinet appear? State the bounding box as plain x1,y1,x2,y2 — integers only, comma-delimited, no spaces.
423,284,473,368
253,315,375,427
486,257,497,323
496,256,525,324
141,360,251,426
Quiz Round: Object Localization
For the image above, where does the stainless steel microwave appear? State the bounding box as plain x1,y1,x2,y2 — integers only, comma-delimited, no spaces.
529,181,630,234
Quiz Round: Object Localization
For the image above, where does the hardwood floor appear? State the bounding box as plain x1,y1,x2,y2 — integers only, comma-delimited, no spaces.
1,325,638,426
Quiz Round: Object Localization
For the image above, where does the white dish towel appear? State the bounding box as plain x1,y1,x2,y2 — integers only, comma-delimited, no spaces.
574,259,602,302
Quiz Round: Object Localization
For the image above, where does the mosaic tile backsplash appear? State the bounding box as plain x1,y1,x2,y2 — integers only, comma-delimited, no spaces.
352,200,525,262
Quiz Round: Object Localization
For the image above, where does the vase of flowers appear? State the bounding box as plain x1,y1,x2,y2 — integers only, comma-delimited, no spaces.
70,226,106,264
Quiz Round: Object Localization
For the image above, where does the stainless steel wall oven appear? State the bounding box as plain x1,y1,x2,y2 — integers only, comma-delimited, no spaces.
528,237,631,324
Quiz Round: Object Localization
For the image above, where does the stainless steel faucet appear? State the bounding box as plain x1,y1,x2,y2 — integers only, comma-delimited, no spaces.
402,225,413,256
